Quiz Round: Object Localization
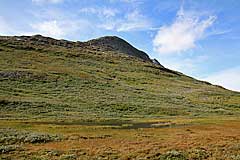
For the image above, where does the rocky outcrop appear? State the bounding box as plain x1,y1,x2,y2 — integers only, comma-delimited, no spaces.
151,59,164,68
86,36,152,62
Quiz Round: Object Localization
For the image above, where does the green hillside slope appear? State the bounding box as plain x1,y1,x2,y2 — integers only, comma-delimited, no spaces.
0,35,240,121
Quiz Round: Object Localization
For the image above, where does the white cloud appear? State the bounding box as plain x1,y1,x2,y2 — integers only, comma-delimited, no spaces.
102,8,118,18
0,16,22,36
79,7,118,18
32,0,64,4
0,16,11,35
29,19,92,39
79,7,151,32
117,10,151,31
99,10,151,32
153,7,216,55
109,0,137,3
159,55,209,76
31,20,64,38
203,66,240,92
99,21,116,30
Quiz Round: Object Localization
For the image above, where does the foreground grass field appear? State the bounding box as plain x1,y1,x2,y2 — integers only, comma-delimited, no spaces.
0,35,240,159
1,117,240,159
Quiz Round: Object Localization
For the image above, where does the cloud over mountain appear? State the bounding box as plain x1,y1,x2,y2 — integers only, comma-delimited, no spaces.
153,8,216,55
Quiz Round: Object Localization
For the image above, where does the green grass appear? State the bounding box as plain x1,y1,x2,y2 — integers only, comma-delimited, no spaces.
0,36,240,121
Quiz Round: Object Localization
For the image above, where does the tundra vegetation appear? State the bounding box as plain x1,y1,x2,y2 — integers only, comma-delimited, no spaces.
0,35,240,159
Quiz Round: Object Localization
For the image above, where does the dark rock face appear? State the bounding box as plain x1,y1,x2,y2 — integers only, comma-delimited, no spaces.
86,36,152,62
152,59,164,68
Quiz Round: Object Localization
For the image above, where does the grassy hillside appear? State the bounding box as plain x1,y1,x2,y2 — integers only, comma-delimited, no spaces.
0,35,240,121
1,35,240,160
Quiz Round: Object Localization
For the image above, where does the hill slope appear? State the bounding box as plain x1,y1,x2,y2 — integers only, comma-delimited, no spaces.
0,35,240,121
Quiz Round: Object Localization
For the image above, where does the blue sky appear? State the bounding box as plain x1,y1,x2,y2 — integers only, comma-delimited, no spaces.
0,0,240,91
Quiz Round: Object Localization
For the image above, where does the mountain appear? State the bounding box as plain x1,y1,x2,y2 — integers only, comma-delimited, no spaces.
0,35,240,120
86,36,161,64
4,35,163,66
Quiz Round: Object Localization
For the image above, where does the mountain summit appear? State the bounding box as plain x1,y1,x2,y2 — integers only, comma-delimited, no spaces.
87,36,149,61
1,35,163,67
87,36,164,67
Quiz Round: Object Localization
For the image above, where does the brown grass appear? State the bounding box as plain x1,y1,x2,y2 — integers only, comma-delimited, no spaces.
22,119,240,159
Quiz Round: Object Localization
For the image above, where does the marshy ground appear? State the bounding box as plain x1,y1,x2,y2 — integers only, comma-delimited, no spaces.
1,116,240,160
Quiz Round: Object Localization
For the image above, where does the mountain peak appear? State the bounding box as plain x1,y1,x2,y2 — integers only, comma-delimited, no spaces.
86,36,154,63
0,34,163,67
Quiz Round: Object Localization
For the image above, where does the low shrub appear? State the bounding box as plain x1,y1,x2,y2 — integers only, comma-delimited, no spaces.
0,128,61,145
60,154,77,160
0,144,20,153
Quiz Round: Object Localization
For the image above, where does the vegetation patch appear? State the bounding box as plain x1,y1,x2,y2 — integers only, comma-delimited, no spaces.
0,128,62,145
